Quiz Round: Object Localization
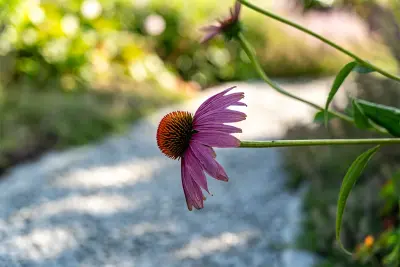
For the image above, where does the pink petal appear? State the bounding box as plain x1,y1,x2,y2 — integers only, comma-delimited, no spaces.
193,123,242,134
195,87,236,117
200,31,220,44
181,157,204,210
194,95,246,122
195,92,245,118
192,130,240,148
185,148,210,194
234,1,241,19
190,142,229,181
199,25,222,43
195,110,246,125
200,25,219,32
215,161,229,181
210,147,217,158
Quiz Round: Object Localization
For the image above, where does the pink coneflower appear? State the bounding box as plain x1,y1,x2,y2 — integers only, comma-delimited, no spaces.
200,1,242,43
156,87,246,210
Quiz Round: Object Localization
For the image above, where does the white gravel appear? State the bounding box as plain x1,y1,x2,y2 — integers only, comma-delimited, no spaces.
0,79,348,267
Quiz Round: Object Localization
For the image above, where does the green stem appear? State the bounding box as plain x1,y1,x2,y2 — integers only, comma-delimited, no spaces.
236,32,353,123
238,0,400,82
240,138,400,148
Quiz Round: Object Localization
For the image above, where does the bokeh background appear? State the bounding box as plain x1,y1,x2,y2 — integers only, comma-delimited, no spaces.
1,0,400,266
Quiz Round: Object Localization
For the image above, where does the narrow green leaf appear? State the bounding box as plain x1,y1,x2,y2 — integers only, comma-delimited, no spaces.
355,99,400,137
352,99,372,129
353,63,375,74
325,61,357,126
313,110,335,124
336,145,380,255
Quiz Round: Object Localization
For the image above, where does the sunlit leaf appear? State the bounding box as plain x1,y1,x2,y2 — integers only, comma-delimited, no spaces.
336,145,380,255
325,61,357,126
352,99,372,129
355,99,400,137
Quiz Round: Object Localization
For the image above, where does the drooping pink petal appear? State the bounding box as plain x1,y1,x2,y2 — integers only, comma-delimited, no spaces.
185,147,210,193
193,123,242,134
190,142,229,181
195,110,246,125
192,130,240,148
181,157,204,210
195,86,236,117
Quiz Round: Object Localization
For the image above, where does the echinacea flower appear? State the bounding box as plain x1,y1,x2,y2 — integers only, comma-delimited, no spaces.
156,87,246,210
200,1,242,43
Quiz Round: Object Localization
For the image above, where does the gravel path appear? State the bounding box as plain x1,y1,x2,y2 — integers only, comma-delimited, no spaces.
0,79,346,267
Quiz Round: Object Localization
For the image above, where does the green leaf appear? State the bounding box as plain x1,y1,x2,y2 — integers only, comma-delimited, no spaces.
325,61,357,126
393,171,400,207
336,145,380,255
355,99,400,137
313,110,335,124
383,236,400,267
353,63,375,74
352,99,372,129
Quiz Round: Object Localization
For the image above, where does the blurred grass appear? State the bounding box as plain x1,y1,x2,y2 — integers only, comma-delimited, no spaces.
0,83,184,173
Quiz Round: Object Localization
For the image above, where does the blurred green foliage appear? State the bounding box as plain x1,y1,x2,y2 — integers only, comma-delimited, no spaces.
0,0,192,172
281,2,400,266
1,0,394,90
351,173,400,267
283,75,400,267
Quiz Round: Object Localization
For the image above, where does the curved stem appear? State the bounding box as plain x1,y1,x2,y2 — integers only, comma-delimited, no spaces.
240,138,400,148
236,32,353,123
238,0,400,82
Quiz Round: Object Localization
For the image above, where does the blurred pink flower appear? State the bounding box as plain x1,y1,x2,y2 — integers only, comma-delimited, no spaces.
200,1,242,43
156,87,246,210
